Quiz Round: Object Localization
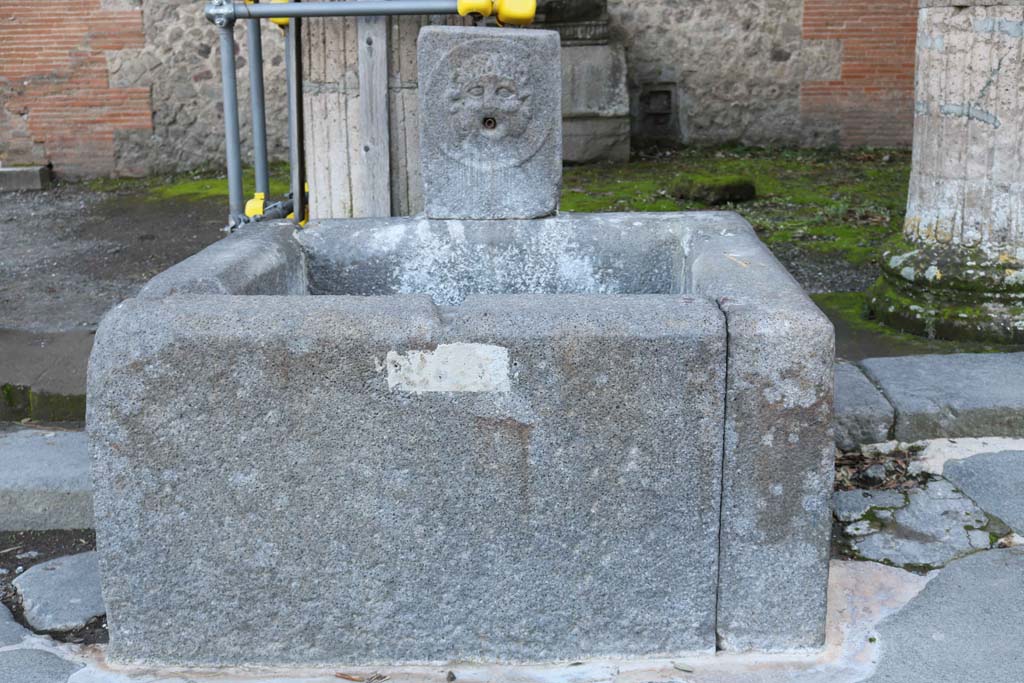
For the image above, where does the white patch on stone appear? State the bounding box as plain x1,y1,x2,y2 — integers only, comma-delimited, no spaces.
385,343,511,393
911,437,1024,475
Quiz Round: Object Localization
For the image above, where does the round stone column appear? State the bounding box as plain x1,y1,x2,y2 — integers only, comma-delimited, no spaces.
870,0,1024,342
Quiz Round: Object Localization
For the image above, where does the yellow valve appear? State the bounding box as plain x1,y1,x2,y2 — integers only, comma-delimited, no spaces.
269,0,290,28
457,0,493,17
495,0,535,26
286,182,309,227
245,192,266,218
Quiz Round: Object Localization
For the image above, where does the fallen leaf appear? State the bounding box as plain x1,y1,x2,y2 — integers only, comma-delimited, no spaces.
673,662,695,672
335,674,363,681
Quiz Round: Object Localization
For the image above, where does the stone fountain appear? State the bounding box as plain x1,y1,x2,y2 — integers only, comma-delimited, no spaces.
88,25,834,668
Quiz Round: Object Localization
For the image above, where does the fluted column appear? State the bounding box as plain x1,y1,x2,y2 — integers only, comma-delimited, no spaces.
871,0,1024,342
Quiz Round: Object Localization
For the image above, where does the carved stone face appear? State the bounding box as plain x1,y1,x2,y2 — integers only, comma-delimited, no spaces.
425,38,558,171
446,54,533,161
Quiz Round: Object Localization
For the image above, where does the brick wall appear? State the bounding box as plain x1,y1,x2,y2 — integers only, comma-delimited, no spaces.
802,0,918,147
0,0,151,177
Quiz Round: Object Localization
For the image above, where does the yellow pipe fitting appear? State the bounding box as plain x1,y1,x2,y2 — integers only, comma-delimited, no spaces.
457,0,493,17
269,0,290,28
495,0,535,26
245,192,266,218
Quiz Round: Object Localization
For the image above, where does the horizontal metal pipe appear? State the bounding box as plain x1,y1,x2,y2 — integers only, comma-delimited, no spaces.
236,0,457,19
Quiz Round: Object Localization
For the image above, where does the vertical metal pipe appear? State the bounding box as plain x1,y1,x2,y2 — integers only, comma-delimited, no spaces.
285,17,306,224
219,25,245,221
247,17,269,195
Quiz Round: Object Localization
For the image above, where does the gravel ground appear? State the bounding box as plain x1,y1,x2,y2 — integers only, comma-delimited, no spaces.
0,184,225,332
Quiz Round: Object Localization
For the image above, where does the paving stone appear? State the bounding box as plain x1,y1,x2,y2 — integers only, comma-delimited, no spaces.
850,479,992,569
0,649,81,683
13,552,104,632
0,429,93,531
0,603,29,647
860,352,1024,442
868,548,1024,682
943,450,1024,533
833,362,894,451
833,489,907,522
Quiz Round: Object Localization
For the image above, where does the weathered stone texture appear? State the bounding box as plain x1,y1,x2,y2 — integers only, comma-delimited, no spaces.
561,43,630,163
943,450,1024,533
419,27,562,219
138,221,307,298
906,2,1024,253
607,0,843,146
861,353,1024,441
0,429,93,532
90,293,726,665
867,548,1024,683
688,222,835,651
834,362,894,450
89,211,834,663
13,552,105,633
110,0,289,175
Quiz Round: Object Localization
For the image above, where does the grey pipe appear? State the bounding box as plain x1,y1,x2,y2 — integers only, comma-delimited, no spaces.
218,25,245,223
247,17,269,196
284,19,305,225
238,0,457,19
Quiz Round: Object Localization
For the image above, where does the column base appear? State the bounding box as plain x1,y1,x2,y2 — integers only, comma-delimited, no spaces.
868,240,1024,343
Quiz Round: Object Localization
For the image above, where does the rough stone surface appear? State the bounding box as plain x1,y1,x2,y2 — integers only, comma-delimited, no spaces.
418,27,562,219
89,211,833,662
0,166,51,192
110,0,289,175
138,221,307,298
13,552,105,632
0,603,28,647
688,220,835,651
295,213,687,304
944,450,1024,533
833,489,908,523
833,362,894,450
560,43,630,163
90,293,727,665
0,429,93,531
867,548,1024,683
607,0,844,146
906,2,1024,254
0,649,82,683
860,353,1024,441
849,479,993,569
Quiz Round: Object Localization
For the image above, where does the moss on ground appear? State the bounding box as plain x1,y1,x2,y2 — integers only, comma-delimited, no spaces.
562,146,910,268
812,291,1022,356
87,162,291,202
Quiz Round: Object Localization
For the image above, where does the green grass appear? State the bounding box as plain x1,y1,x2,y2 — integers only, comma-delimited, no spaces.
562,146,911,268
87,162,291,201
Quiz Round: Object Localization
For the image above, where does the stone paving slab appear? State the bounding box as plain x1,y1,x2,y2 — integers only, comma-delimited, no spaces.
12,551,104,633
943,450,1024,534
0,429,93,531
0,603,29,647
0,648,81,683
834,362,894,451
833,489,907,523
867,548,1024,683
860,353,1024,442
845,479,995,569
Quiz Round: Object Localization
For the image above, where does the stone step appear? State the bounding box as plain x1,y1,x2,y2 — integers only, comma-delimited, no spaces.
0,165,51,192
0,428,93,531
